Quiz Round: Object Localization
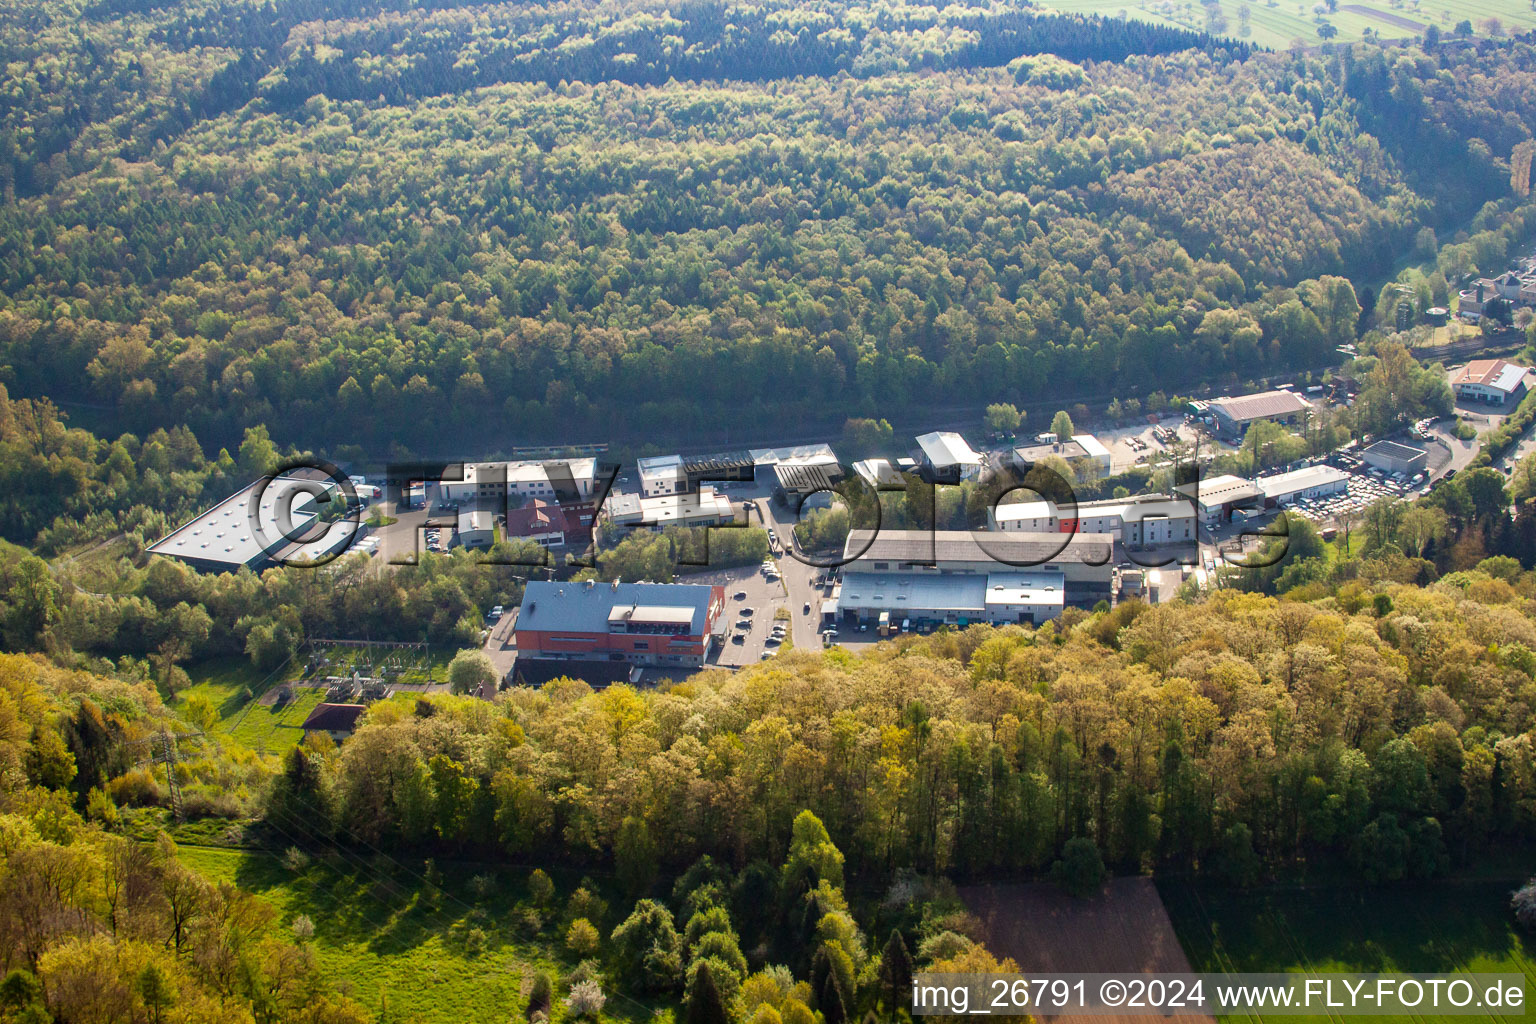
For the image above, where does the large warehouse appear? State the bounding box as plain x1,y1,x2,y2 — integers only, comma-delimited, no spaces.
834,569,1068,628
840,528,1114,609
148,476,366,573
1256,465,1350,506
1206,390,1312,438
1361,440,1428,476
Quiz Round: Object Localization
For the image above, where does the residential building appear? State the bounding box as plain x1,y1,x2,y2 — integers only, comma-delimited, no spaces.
301,703,366,742
1360,440,1429,476
916,431,984,482
1452,359,1530,406
505,499,570,547
1256,465,1349,506
602,486,736,534
515,580,725,668
1457,270,1536,321
1011,434,1113,477
1206,390,1312,439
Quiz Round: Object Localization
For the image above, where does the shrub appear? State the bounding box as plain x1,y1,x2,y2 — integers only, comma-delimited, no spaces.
526,972,553,1020
528,869,555,907
1050,837,1106,897
282,847,312,873
568,884,608,925
567,918,601,956
1512,879,1536,930
566,979,606,1018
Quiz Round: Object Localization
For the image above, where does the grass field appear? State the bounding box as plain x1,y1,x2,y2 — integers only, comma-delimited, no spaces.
1160,876,1536,1024
178,845,670,1024
175,657,325,756
1039,0,1536,50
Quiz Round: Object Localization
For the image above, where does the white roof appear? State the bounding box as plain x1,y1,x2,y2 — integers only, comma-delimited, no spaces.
852,458,907,487
1257,465,1349,499
459,509,495,532
1071,434,1110,460
1175,474,1264,509
984,571,1067,607
606,486,733,524
637,454,686,486
992,499,1056,525
748,443,838,466
916,431,981,468
148,474,354,568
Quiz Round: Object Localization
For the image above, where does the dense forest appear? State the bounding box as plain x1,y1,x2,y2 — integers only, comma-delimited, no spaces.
3,0,1536,454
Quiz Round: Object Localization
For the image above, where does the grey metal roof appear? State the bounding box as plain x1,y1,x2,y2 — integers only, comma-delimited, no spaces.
1208,390,1311,422
1361,440,1427,461
843,529,1113,567
519,580,715,635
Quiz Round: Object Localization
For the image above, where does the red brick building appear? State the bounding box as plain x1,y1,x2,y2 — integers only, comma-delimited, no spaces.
515,580,725,668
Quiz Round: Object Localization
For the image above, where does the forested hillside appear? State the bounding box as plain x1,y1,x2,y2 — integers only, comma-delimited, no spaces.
1,0,1535,453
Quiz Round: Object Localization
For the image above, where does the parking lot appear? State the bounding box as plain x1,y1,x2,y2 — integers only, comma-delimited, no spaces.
677,560,791,668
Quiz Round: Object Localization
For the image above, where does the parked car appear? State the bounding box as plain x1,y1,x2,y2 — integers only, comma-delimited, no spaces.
731,633,746,644
734,591,748,600
735,619,752,630
803,602,812,614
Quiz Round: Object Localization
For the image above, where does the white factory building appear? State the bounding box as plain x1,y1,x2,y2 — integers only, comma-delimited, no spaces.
916,431,984,482
436,458,599,506
1174,474,1266,526
1011,434,1113,477
835,528,1115,617
602,486,736,534
834,570,1068,628
989,493,1196,547
1256,465,1349,506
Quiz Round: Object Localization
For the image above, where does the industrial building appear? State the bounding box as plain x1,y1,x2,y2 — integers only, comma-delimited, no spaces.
839,528,1114,610
639,444,840,497
773,461,844,503
148,475,367,573
833,569,1067,628
989,493,1197,547
1452,359,1530,406
1174,474,1265,525
456,509,496,549
1255,465,1349,506
515,580,726,668
1360,440,1429,477
916,431,984,482
851,458,917,488
602,486,736,534
1011,434,1113,477
436,458,599,506
1205,390,1312,438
